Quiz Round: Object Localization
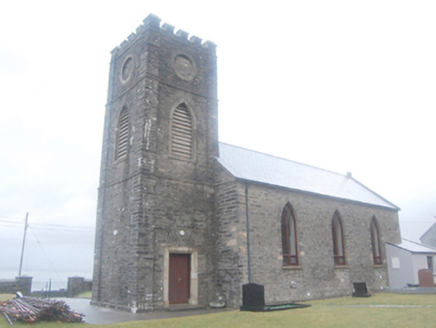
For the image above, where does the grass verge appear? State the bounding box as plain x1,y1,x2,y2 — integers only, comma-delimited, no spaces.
74,291,92,299
0,293,435,327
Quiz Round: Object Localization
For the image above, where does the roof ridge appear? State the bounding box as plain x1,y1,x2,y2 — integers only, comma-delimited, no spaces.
218,142,398,210
402,238,422,245
404,237,436,251
218,142,346,178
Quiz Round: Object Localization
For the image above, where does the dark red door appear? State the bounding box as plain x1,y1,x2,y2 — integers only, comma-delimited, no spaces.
169,254,190,304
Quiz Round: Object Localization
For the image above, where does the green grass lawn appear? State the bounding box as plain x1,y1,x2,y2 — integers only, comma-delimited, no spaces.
74,291,92,299
1,293,435,327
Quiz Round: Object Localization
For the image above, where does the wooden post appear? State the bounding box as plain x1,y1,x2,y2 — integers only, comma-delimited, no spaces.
18,212,29,276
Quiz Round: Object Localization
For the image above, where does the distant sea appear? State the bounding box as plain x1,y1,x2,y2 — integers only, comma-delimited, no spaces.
1,269,93,292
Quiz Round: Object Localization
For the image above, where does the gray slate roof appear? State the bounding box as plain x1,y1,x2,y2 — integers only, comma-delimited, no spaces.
387,239,436,253
217,143,398,210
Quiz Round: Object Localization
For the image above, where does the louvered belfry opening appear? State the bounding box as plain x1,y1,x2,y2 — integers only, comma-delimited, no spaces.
171,103,193,159
116,107,129,159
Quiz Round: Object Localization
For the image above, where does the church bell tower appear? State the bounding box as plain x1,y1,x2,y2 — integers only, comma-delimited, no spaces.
92,14,218,311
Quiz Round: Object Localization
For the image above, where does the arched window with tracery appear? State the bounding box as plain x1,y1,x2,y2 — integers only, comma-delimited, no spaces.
281,203,298,266
332,211,346,265
116,106,129,160
371,217,382,265
170,102,195,160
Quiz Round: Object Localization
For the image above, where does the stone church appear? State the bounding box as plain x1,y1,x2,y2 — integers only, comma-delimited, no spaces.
92,14,401,312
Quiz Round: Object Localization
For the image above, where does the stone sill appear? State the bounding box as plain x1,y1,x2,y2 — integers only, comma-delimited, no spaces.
373,264,386,268
282,266,303,271
334,265,350,270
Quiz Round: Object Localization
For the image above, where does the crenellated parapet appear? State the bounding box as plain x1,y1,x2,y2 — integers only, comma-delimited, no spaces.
111,14,216,56
94,13,219,311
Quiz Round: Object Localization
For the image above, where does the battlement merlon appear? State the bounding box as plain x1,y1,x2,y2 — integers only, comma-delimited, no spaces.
110,14,217,56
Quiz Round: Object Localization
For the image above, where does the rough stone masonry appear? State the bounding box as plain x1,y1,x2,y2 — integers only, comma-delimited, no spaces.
92,14,401,312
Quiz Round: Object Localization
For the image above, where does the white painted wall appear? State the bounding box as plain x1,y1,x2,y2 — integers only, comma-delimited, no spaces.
387,243,436,288
386,243,414,288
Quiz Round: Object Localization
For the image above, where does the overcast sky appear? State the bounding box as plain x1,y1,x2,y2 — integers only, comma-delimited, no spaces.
1,0,435,282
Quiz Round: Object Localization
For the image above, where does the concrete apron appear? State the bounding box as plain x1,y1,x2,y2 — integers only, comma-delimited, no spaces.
56,298,230,325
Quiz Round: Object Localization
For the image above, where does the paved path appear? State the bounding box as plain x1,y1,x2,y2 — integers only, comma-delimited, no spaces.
58,298,230,325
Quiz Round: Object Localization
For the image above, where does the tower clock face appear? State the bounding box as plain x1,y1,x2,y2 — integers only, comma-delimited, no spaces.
121,57,133,82
173,54,196,81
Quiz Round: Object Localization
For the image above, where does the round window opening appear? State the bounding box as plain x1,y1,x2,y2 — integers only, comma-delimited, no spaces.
121,57,133,81
173,54,196,81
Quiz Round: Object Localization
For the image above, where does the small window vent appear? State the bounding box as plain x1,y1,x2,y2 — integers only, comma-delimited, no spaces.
116,108,129,159
171,103,192,158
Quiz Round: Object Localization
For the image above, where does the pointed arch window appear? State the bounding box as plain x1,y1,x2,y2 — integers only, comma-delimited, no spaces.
371,217,382,265
281,203,298,266
116,106,129,160
170,103,194,159
332,211,346,265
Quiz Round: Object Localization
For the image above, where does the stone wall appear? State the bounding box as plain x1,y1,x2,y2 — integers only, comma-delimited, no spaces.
0,276,32,295
67,277,92,297
215,174,401,307
214,164,246,307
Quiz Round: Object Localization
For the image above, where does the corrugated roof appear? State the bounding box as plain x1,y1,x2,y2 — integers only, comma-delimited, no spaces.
387,239,436,253
217,143,398,210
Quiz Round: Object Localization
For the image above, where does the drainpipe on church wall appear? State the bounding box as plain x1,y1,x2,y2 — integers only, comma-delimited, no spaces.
245,183,252,283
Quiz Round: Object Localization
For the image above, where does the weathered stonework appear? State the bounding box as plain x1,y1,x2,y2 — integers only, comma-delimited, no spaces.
92,14,218,311
93,14,401,311
214,172,401,307
0,276,33,296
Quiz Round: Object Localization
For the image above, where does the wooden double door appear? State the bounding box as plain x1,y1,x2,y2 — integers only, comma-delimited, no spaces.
169,254,191,304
